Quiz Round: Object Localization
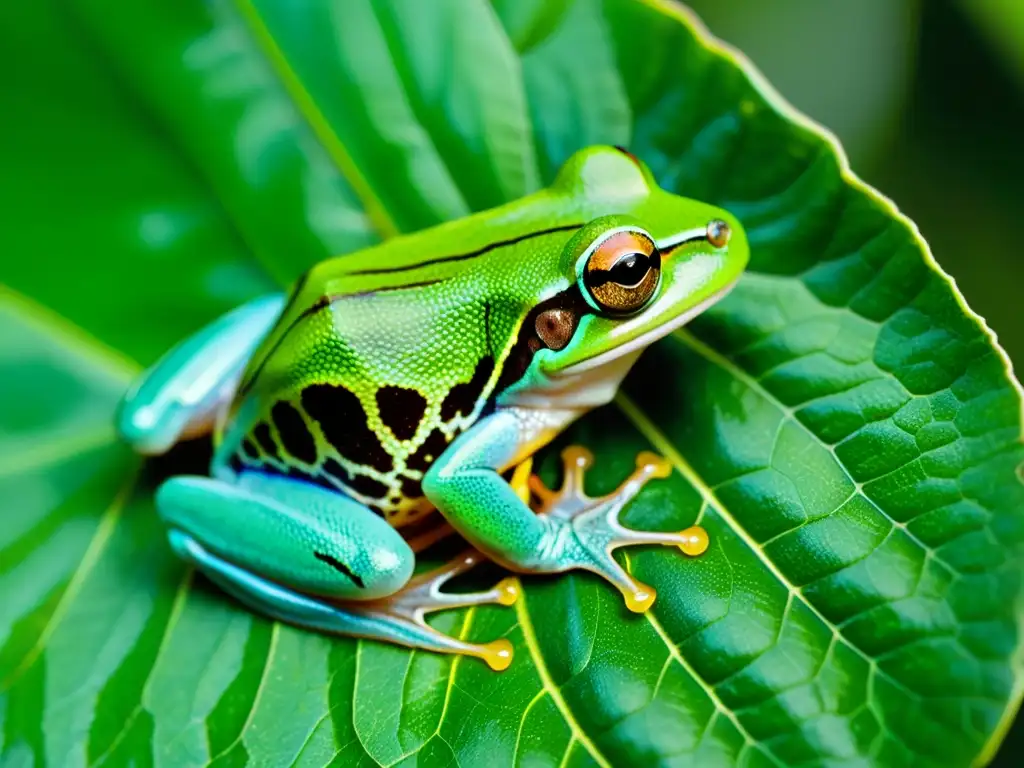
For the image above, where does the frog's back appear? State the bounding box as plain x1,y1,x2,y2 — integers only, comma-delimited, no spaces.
216,195,584,528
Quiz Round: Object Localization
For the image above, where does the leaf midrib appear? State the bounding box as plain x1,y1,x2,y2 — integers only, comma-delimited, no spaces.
0,426,117,479
0,284,141,380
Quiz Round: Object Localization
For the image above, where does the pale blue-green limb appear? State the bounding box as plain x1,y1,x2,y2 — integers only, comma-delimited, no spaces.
425,409,710,613
158,471,517,669
117,293,285,454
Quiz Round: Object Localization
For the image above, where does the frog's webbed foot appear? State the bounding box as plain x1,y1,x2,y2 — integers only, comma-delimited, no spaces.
173,531,517,671
352,551,518,671
528,446,708,613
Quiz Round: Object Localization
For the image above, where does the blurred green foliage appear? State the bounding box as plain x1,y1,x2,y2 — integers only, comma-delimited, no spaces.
691,0,1023,372
691,7,1024,759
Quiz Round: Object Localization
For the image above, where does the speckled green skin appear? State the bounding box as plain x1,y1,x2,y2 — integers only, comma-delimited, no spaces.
118,146,749,663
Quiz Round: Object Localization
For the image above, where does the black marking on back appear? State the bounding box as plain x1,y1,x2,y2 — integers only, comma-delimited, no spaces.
271,401,318,464
494,285,591,395
407,428,451,472
441,356,495,422
349,223,582,277
314,551,365,588
338,279,444,300
301,383,394,472
346,473,389,499
322,457,352,486
294,280,443,326
320,457,386,502
400,475,423,499
241,438,260,460
252,422,280,461
375,386,427,441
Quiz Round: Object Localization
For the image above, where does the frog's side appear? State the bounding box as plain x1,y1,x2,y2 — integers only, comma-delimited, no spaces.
215,213,582,529
118,146,748,670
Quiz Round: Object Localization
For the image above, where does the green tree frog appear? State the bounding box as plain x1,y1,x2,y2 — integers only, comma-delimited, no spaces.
118,146,748,670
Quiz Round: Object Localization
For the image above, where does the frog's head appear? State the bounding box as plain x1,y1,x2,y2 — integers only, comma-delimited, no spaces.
503,146,749,405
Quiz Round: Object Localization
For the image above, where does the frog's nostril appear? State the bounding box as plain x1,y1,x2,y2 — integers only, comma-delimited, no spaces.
706,219,731,248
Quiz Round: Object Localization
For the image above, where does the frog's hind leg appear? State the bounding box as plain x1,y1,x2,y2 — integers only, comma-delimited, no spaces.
158,471,517,670
118,293,285,455
331,550,518,670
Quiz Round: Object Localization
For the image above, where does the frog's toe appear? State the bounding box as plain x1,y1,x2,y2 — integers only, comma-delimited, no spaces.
534,445,709,611
358,550,519,670
392,550,521,612
170,531,515,670
579,548,658,613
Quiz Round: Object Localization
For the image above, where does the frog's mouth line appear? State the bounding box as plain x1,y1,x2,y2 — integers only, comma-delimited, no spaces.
555,278,740,377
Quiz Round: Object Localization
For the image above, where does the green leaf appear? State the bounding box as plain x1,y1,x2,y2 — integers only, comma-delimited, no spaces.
2,1,1022,766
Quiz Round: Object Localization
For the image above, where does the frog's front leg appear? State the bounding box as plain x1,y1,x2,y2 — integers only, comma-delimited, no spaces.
118,294,285,454
424,409,708,612
157,471,517,669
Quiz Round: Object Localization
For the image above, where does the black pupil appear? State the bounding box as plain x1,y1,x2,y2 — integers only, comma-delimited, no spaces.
609,252,651,287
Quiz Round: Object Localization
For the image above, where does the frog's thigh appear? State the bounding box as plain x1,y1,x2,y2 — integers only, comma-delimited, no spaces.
119,293,285,455
156,471,414,601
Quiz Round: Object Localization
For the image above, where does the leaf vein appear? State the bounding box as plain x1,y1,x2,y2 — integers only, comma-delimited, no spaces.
2,475,135,690
673,328,961,575
231,0,399,240
208,621,280,762
616,392,930,709
641,610,772,763
515,587,612,768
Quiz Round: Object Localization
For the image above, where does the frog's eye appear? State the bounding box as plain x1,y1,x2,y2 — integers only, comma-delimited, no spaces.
581,228,661,314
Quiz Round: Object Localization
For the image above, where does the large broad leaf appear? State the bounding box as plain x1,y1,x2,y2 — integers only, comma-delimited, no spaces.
2,1,1023,765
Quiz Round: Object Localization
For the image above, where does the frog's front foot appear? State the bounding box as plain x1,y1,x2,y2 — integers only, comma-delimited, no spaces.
528,446,708,612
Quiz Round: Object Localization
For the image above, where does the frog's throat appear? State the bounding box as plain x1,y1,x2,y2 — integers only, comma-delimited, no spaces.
499,346,643,411
557,278,739,377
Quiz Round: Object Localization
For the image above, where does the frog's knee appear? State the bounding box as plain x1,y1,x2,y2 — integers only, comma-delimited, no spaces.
421,461,453,501
345,543,414,599
118,293,286,455
155,476,211,525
